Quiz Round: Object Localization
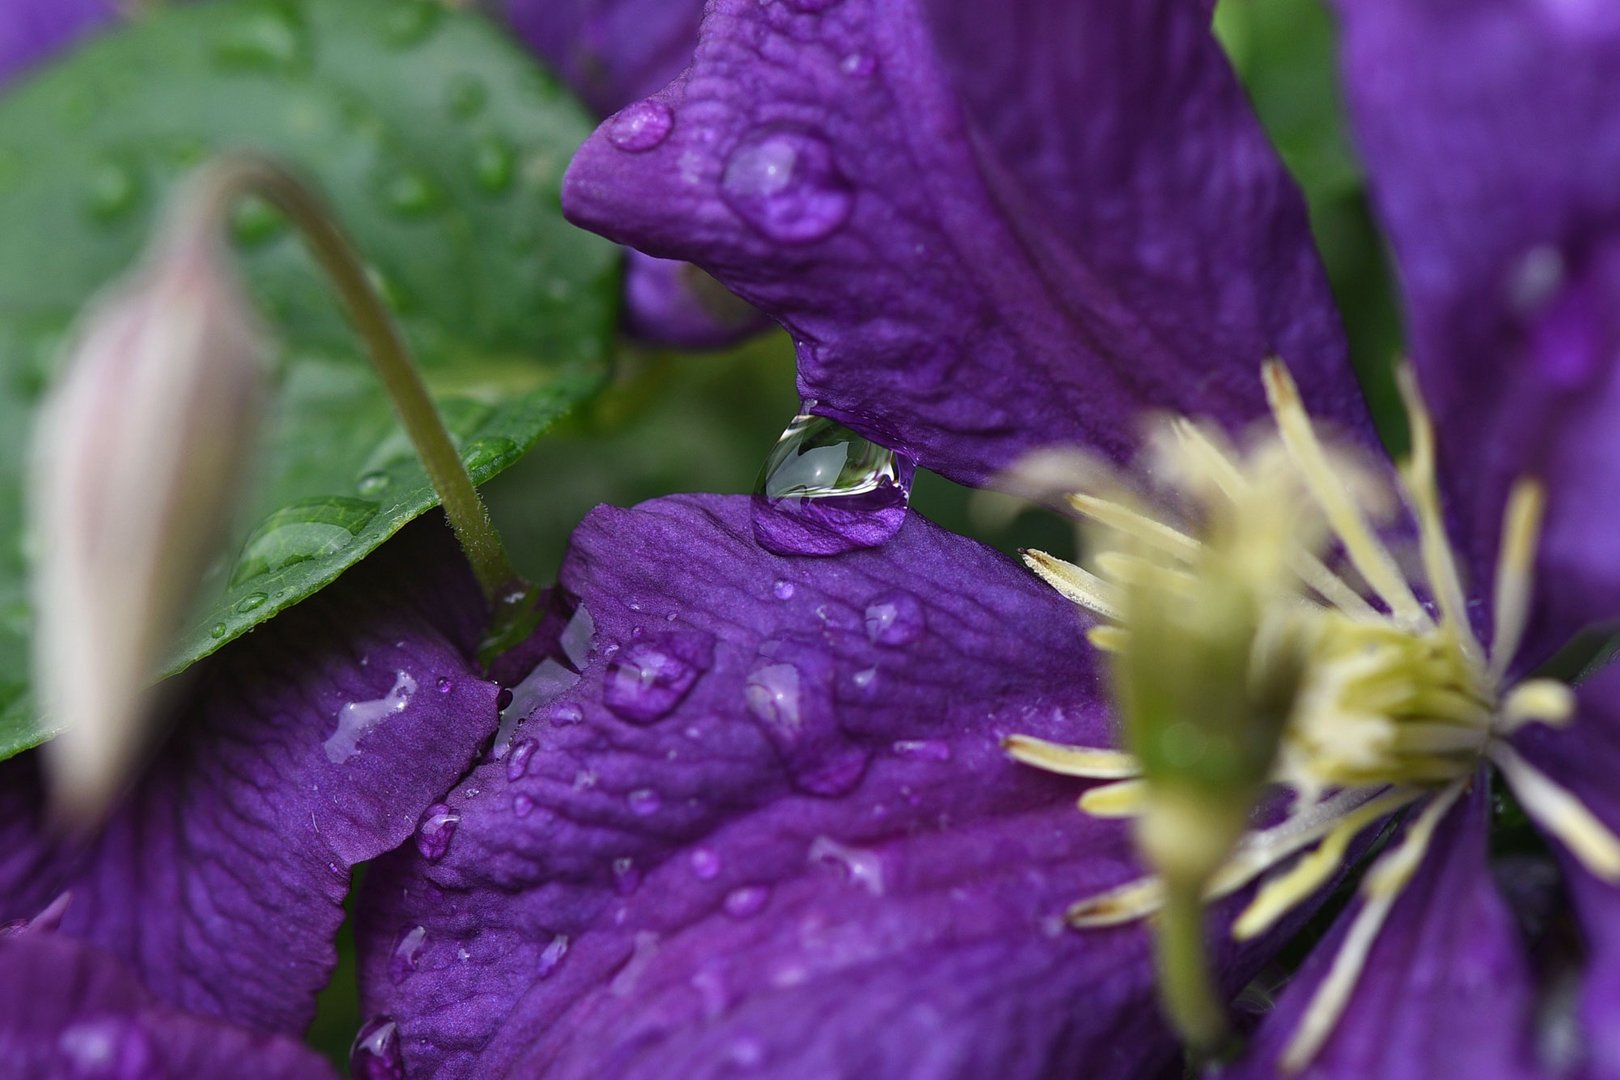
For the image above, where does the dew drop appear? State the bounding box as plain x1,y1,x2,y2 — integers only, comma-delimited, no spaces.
744,662,801,730
506,738,538,781
209,622,228,640
723,884,770,919
350,1016,404,1080
864,591,926,646
627,788,662,816
808,835,886,895
383,169,445,218
230,497,379,586
602,631,715,724
325,671,416,763
720,128,853,244
415,804,460,862
513,793,536,818
689,848,721,879
752,408,915,556
606,99,675,153
536,933,570,978
851,667,877,690
389,925,427,984
613,857,641,895
357,471,391,497
772,579,796,600
84,159,142,224
235,591,269,614
839,52,874,77
461,436,517,476
472,136,516,193
493,657,581,755
553,704,584,726
435,675,453,694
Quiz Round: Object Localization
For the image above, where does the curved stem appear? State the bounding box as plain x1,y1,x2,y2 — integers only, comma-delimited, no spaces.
181,154,518,601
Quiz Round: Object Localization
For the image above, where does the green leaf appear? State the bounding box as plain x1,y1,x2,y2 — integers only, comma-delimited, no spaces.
0,0,618,760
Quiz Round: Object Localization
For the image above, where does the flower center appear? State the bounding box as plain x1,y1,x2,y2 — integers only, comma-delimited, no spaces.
1008,361,1616,1072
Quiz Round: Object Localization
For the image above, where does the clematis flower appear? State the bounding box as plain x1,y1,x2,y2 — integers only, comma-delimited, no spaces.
342,0,1620,1076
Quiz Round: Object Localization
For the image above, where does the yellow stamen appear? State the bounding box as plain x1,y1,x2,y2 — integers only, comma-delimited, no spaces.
1263,360,1427,628
1490,741,1620,881
1022,550,1121,621
1078,778,1149,818
1490,479,1546,681
1498,679,1576,733
1086,625,1130,654
1281,781,1465,1074
1001,734,1139,779
1066,493,1201,562
1067,876,1165,927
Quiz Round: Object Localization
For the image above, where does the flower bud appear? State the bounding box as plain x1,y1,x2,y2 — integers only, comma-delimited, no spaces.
30,190,269,824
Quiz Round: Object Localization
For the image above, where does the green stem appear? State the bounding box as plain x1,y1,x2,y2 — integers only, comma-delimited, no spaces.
184,154,518,601
1155,884,1230,1058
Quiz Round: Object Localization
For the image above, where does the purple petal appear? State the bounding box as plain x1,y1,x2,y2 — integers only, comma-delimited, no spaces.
0,933,334,1079
563,0,1363,484
1334,0,1620,647
0,0,116,88
1513,665,1620,1079
356,494,1311,1077
1223,781,1542,1079
623,251,772,350
496,0,706,117
0,522,501,1035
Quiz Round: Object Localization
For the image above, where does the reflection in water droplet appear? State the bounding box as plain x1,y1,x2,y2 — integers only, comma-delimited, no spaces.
537,933,570,978
350,1016,404,1080
690,848,721,879
606,99,675,153
772,579,795,600
473,137,516,193
235,592,269,614
84,159,142,223
415,804,460,862
231,497,379,586
209,622,228,640
603,631,714,724
809,835,886,895
553,704,584,727
864,591,926,646
435,676,453,694
744,662,800,730
723,885,770,919
325,671,416,763
390,925,428,984
720,128,853,244
628,788,662,816
447,74,486,118
752,408,914,556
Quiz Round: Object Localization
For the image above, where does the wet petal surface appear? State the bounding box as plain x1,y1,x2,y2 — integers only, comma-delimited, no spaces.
0,522,501,1035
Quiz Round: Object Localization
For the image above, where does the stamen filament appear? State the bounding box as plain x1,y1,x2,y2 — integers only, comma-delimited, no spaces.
1022,550,1121,621
1262,361,1427,628
1490,480,1546,681
1498,679,1576,733
1002,735,1140,779
1066,493,1201,561
1079,779,1149,818
1490,742,1620,881
1086,625,1130,654
1281,781,1465,1074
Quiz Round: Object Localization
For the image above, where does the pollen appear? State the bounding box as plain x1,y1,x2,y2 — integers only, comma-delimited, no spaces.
1008,360,1619,1072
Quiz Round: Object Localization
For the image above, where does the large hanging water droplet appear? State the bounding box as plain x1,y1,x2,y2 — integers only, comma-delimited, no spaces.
230,497,379,586
720,128,853,244
415,803,460,862
606,99,674,153
602,631,714,724
752,408,915,556
351,1016,405,1080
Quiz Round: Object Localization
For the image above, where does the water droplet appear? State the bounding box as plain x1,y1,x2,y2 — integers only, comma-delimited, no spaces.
461,436,517,476
390,925,427,984
892,738,951,762
350,1016,404,1080
513,793,536,818
603,631,715,724
839,52,874,77
84,159,142,223
560,604,595,667
772,579,796,600
553,704,584,726
809,835,886,895
536,933,570,978
493,658,581,755
723,884,770,918
852,667,877,690
384,0,443,46
415,804,460,861
383,169,445,218
752,409,915,556
720,128,853,244
690,848,721,879
473,137,516,193
446,74,486,118
507,739,538,781
209,622,228,640
325,671,416,763
229,194,286,247
613,857,641,895
58,1018,156,1080
230,497,379,586
435,676,453,694
745,662,801,730
214,7,309,71
357,471,391,497
606,99,675,153
864,591,926,646
235,592,269,614
628,788,662,816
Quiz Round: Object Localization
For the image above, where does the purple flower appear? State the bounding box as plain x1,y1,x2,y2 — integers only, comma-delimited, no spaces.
343,0,1620,1077
0,523,501,1056
0,0,115,88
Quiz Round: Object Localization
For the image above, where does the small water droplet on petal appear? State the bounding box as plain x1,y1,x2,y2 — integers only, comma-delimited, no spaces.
603,631,714,723
389,925,427,984
506,738,538,781
723,884,770,918
415,803,460,862
752,409,914,556
864,591,926,646
720,128,852,244
325,671,416,763
350,1016,404,1080
628,788,662,816
513,793,536,818
536,933,570,978
772,579,796,600
607,99,675,152
690,847,721,879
